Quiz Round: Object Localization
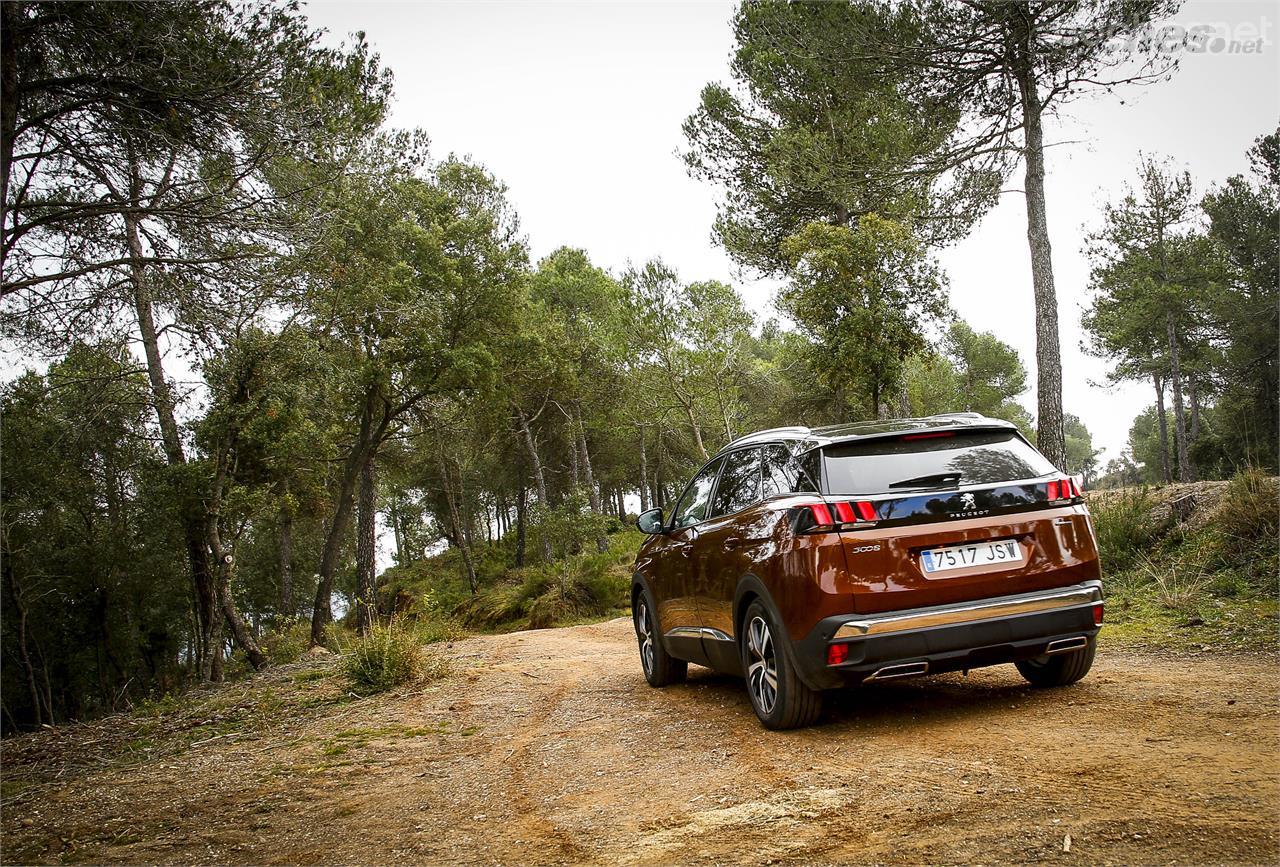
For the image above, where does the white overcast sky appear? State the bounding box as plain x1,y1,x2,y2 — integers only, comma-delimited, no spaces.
304,0,1279,465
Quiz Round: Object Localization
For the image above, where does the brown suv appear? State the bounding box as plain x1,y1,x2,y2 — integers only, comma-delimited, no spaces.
631,414,1103,729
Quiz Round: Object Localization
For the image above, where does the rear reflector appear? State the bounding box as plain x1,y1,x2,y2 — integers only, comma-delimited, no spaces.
1092,603,1104,626
810,503,833,526
827,643,850,666
833,501,856,523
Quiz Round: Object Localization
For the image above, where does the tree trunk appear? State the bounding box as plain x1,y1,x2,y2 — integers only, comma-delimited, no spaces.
514,484,527,568
208,591,226,682
355,453,378,634
568,427,580,489
312,393,378,647
575,407,609,553
389,492,405,565
1189,376,1201,443
1166,311,1193,482
461,490,476,557
278,495,294,618
216,558,267,672
125,209,220,679
515,407,554,561
0,2,19,264
205,442,268,673
2,560,50,726
639,430,650,512
714,379,734,445
1013,41,1066,470
1153,372,1172,484
438,449,478,595
684,402,709,461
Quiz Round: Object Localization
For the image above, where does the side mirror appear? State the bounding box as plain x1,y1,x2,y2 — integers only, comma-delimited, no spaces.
636,508,665,535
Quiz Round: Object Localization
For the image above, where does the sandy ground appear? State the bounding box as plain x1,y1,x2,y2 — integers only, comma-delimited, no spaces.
2,617,1277,865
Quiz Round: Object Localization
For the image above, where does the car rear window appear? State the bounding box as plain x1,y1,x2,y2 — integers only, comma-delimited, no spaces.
820,429,1056,495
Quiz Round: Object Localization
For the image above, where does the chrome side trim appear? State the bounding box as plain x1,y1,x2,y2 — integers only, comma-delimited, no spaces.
665,626,733,642
834,580,1102,641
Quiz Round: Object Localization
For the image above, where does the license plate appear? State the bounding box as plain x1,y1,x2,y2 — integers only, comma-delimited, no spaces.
921,539,1022,574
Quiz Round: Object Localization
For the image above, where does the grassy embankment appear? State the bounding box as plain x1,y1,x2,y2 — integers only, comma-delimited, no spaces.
225,523,644,693
379,525,645,633
1090,470,1278,653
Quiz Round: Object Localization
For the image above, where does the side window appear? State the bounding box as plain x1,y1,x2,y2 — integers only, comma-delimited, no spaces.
710,448,762,517
671,458,723,528
761,444,795,498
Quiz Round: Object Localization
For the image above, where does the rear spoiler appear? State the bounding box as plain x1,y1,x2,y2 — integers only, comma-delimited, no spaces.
795,422,1020,457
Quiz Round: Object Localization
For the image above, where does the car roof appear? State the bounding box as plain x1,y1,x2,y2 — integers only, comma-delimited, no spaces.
716,414,1017,456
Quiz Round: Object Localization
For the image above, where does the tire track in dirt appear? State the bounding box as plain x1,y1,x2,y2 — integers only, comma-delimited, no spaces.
486,633,595,864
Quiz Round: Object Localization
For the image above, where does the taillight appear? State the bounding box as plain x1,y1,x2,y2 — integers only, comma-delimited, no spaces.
791,504,835,533
792,500,879,533
1046,477,1081,502
827,643,850,666
1092,602,1104,625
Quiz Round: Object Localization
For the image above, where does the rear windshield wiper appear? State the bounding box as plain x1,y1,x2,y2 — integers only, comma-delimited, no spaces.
887,472,962,490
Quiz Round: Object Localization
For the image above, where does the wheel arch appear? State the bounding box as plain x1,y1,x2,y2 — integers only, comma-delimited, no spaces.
733,574,789,644
733,573,827,692
631,572,661,635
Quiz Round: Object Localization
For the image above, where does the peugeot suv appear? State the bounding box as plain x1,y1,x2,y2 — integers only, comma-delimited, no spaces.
630,414,1103,730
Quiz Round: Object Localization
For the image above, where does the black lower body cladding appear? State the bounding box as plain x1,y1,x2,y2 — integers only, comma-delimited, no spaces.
791,582,1103,691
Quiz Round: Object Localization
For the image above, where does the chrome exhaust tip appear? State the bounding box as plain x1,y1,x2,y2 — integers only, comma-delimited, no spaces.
1045,636,1088,655
865,661,929,682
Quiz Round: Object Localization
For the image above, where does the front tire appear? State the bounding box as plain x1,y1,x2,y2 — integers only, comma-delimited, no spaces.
740,600,822,730
1015,636,1097,687
633,588,686,687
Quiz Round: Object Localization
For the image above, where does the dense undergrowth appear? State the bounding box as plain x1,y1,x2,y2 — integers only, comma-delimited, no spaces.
382,526,643,633
217,521,642,695
1090,469,1279,652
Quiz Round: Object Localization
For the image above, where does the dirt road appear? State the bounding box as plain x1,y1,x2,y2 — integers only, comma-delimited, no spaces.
3,618,1277,865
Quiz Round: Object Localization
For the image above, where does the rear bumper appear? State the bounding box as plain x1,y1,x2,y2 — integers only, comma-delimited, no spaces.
792,580,1103,691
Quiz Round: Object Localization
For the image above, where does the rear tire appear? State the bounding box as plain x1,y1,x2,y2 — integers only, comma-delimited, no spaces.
633,588,686,687
1015,636,1096,687
740,600,822,730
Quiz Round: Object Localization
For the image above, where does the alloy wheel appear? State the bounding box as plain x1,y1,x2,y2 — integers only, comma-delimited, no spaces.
634,600,654,677
746,615,778,714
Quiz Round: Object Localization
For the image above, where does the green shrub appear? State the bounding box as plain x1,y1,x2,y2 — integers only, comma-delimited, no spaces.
1138,557,1209,614
1207,569,1251,599
341,619,431,695
258,619,314,665
1091,489,1164,574
1211,469,1279,588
